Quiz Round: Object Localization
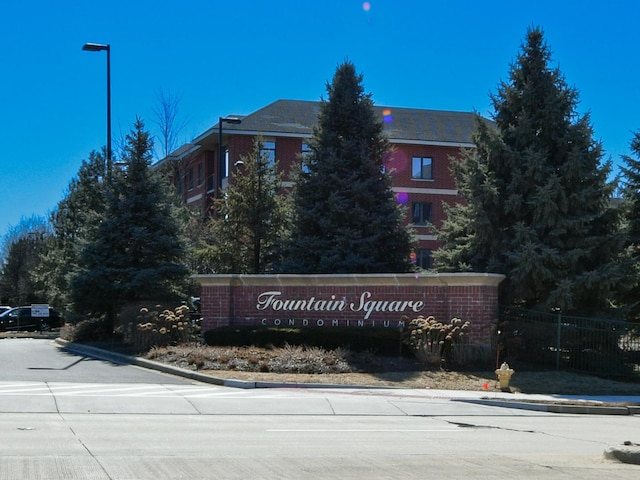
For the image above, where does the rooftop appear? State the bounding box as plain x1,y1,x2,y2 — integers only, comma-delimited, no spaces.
192,99,490,149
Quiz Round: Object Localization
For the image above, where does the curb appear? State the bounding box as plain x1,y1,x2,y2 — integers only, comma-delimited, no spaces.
458,398,637,415
56,339,227,386
55,339,352,390
51,339,640,466
56,339,640,415
604,445,640,465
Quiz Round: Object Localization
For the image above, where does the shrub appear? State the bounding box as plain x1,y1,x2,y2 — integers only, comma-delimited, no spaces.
126,305,200,352
187,351,205,369
402,316,470,366
65,317,112,342
202,326,406,356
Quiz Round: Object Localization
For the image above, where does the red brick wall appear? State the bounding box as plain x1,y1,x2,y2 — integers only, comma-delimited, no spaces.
195,273,504,346
386,144,460,190
274,137,303,178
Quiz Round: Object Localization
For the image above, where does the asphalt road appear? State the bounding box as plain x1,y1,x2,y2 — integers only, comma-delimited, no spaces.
0,336,191,384
0,337,638,479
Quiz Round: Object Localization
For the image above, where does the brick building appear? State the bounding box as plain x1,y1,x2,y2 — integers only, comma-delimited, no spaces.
158,99,491,269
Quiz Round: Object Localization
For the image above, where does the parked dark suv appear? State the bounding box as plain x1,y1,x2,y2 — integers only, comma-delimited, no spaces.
0,306,62,332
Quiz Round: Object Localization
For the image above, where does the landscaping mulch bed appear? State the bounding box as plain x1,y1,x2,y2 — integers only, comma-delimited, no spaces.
141,343,640,396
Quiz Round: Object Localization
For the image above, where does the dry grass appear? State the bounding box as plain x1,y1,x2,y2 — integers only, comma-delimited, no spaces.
143,344,640,396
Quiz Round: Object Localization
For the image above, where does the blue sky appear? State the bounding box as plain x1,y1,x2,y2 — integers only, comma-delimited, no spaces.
1,0,639,239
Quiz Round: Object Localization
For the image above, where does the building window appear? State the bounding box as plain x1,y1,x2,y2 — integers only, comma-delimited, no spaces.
301,142,311,173
207,174,215,192
416,249,433,269
197,163,203,185
261,140,276,167
411,202,432,225
301,142,311,156
222,146,229,180
412,157,433,180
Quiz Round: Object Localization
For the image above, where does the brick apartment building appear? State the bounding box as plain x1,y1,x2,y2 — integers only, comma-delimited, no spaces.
158,99,490,269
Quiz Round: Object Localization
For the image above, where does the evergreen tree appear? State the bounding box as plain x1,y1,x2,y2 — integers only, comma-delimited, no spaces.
618,131,640,319
0,216,50,306
196,137,291,274
435,27,623,314
0,215,50,264
70,118,189,326
39,151,108,308
0,233,49,306
280,61,414,273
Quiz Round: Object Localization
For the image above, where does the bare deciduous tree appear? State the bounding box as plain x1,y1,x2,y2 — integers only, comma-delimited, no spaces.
152,89,189,159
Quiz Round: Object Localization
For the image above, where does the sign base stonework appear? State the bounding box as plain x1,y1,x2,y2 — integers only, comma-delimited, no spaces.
193,273,504,347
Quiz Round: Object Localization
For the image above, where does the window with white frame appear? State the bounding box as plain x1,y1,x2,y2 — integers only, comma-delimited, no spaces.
412,156,433,180
261,140,276,167
223,146,230,180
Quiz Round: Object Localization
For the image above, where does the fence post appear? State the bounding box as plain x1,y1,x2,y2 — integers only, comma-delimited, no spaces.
556,312,562,370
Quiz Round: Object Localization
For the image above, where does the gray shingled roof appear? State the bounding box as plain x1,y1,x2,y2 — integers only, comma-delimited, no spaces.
196,99,490,146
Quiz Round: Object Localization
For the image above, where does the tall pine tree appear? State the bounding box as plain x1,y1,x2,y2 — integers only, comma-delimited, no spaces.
618,131,640,319
70,118,189,326
196,137,291,274
40,151,108,308
280,61,414,273
435,27,624,314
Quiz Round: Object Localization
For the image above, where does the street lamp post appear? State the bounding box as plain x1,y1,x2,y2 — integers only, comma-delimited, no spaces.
82,42,111,171
217,116,242,198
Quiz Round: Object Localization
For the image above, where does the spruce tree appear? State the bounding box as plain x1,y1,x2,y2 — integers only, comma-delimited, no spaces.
197,137,291,274
280,61,414,273
40,151,108,308
618,131,640,319
435,27,623,314
620,132,640,243
70,118,189,327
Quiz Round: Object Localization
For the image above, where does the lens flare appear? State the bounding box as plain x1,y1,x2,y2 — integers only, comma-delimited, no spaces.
362,2,371,12
382,108,393,123
385,150,408,174
396,191,409,204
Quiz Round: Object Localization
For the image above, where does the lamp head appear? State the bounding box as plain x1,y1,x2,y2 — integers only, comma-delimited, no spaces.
82,43,109,52
221,116,242,125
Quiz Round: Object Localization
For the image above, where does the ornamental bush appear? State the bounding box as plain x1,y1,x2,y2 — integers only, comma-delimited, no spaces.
402,315,470,366
124,305,200,352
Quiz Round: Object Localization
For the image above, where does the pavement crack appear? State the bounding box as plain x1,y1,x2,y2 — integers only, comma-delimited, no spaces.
446,420,535,433
45,381,61,414
325,398,337,414
58,414,114,479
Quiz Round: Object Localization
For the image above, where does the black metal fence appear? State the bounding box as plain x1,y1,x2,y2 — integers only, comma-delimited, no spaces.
498,306,640,380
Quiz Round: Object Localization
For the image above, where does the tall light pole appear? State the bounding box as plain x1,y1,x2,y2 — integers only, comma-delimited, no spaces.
217,116,242,198
82,42,111,171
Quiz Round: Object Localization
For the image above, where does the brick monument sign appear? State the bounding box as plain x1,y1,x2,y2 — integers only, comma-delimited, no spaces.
194,273,504,347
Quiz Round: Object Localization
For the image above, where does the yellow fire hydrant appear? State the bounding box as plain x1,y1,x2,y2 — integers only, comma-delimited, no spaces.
495,362,514,391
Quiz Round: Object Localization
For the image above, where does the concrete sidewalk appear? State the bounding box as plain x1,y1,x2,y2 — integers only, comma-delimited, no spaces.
56,339,640,465
56,338,640,414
